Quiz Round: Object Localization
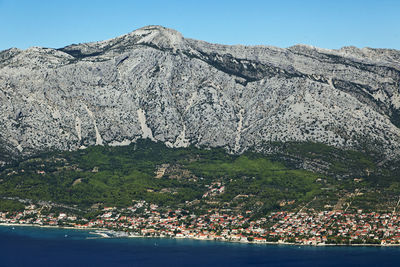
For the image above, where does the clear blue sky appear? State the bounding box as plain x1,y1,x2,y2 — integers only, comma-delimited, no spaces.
0,0,399,51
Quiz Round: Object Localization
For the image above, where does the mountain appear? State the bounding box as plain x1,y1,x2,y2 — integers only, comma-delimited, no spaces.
1,25,400,167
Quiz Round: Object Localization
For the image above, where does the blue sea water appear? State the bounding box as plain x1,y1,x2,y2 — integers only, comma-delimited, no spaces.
0,226,399,267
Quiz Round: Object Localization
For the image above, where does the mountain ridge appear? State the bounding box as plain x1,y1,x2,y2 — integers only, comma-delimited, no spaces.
1,25,400,167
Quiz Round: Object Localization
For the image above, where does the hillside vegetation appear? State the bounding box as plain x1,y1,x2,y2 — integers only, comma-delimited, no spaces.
1,140,400,216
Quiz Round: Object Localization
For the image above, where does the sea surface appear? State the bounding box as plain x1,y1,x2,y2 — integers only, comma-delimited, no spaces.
0,225,399,267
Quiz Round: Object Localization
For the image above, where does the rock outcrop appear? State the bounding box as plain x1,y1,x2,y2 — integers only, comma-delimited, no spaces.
1,25,400,165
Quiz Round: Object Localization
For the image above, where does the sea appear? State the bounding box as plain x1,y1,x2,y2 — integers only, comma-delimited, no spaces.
0,225,398,267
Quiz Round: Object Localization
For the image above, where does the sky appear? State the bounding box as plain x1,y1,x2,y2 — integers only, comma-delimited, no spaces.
0,0,399,51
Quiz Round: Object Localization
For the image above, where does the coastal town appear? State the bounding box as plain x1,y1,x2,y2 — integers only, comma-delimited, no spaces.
2,200,400,246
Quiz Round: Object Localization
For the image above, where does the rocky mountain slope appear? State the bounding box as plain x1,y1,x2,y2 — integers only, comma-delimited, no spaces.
1,25,400,166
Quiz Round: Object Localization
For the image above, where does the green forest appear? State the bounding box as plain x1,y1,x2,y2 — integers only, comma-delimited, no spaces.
1,139,400,216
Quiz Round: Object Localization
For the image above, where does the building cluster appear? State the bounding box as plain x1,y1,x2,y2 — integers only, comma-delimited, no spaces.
267,211,400,245
2,201,400,245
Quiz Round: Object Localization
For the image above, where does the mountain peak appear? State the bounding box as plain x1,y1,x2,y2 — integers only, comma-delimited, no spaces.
58,25,186,58
125,25,186,51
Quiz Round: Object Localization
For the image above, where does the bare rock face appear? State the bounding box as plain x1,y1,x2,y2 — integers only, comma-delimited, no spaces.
1,25,400,165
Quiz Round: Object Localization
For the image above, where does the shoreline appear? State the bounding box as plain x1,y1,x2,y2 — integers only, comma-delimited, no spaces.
1,223,399,247
0,222,103,231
